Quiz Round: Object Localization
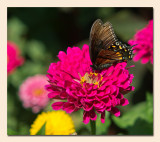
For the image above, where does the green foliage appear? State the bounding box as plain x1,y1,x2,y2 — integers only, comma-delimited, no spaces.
7,128,18,135
112,93,153,135
7,17,27,53
95,112,111,135
18,123,30,135
146,92,153,123
26,41,48,62
127,118,153,135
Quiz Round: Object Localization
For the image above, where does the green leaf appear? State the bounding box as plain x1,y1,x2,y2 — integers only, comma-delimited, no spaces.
7,17,28,52
146,92,153,123
127,118,153,135
8,61,46,88
7,93,18,130
8,128,18,135
25,40,47,62
35,122,46,135
112,102,147,129
96,112,111,135
112,92,153,135
18,123,30,135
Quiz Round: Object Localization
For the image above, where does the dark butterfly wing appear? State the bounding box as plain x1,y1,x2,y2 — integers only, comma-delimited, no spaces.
89,19,118,64
89,19,102,64
94,42,134,70
95,48,123,66
89,19,135,70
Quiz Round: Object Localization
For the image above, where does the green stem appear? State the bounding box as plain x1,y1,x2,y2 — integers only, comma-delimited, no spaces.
90,120,96,135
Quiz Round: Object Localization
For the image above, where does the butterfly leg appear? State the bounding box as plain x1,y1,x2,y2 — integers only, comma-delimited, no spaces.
98,63,112,70
90,63,112,70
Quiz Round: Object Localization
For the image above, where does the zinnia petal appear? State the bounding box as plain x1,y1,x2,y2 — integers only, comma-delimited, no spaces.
111,107,120,117
101,111,105,123
83,111,90,124
7,41,24,75
52,102,64,110
128,19,153,64
120,98,129,106
90,109,97,121
62,102,76,113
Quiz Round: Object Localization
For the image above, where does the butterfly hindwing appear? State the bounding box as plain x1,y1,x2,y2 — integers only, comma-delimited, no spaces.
95,47,123,70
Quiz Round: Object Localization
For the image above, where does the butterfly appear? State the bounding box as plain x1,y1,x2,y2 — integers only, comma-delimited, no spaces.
89,19,136,70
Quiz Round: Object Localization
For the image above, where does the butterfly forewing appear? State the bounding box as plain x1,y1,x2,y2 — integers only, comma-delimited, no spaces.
98,22,118,48
89,19,118,64
89,19,103,64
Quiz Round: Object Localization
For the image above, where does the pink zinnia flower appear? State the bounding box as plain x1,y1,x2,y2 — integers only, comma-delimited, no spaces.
128,20,153,64
45,44,134,124
19,75,49,113
7,41,24,75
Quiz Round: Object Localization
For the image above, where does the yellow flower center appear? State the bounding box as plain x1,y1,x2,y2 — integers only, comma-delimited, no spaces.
80,72,103,88
33,89,44,97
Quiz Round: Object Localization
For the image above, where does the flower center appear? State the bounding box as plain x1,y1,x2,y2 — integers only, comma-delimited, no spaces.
80,72,103,87
33,88,44,97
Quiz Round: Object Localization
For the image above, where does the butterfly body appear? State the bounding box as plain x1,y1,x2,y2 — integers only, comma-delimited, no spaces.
89,19,135,71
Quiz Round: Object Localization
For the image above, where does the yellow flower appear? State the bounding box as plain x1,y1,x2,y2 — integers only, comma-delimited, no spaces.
30,111,75,135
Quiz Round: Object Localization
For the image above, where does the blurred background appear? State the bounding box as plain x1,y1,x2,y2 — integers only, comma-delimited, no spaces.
7,7,153,135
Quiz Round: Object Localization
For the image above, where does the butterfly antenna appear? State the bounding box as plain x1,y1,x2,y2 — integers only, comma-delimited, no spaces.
129,44,138,50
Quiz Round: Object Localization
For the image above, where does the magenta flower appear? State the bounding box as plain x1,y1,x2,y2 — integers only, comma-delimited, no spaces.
19,75,49,113
128,20,153,64
45,44,134,124
7,41,24,75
